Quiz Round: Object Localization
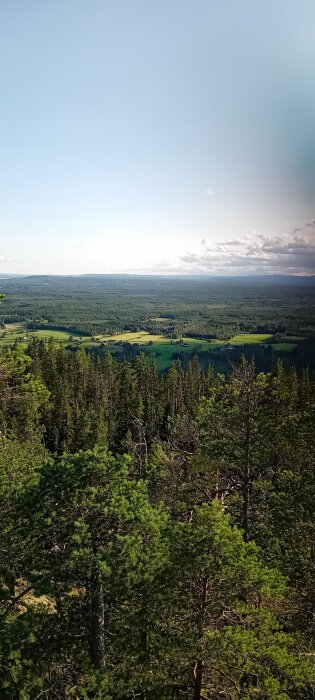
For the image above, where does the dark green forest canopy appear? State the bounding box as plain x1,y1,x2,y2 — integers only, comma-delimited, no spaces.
0,341,314,698
1,274,315,338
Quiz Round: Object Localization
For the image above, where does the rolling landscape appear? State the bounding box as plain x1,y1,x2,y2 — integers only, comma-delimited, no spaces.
1,280,315,698
1,1,315,698
0,274,314,372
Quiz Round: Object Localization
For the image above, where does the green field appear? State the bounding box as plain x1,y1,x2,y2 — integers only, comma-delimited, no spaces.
96,331,223,369
0,325,303,369
0,323,25,344
228,333,273,345
145,339,222,370
1,326,217,369
98,331,165,343
32,329,83,340
98,331,221,347
0,324,86,346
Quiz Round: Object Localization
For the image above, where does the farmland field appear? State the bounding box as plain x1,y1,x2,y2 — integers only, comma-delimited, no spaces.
228,333,273,344
98,331,166,343
0,275,314,370
0,324,85,345
96,331,224,369
0,322,26,344
144,341,223,370
97,331,222,348
32,329,83,340
0,321,312,370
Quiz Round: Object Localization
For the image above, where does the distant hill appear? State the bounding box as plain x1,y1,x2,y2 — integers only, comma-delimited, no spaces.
1,273,314,286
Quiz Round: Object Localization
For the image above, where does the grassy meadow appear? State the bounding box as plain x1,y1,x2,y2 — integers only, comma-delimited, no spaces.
0,324,306,369
95,331,224,369
228,333,273,344
0,324,83,345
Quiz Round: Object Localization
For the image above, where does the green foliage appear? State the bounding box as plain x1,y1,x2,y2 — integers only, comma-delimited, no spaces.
168,501,314,699
0,346,314,698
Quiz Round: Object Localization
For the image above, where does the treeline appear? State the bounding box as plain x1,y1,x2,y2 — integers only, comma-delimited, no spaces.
0,341,314,698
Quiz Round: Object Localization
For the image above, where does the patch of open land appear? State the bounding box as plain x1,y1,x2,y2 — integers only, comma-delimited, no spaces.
0,325,305,369
228,333,273,344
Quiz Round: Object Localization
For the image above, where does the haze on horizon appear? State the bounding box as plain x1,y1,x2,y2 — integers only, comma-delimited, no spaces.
1,1,315,276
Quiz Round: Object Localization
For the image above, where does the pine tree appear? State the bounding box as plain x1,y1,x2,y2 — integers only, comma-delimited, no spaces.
169,501,314,700
1,448,169,698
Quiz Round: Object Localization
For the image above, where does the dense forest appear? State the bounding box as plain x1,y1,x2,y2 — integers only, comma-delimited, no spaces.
0,333,314,698
1,275,315,340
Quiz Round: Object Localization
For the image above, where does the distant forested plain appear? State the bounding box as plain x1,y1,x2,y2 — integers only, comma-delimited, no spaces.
0,274,314,371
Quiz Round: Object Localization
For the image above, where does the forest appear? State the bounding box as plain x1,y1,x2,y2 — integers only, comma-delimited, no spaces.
1,275,315,340
1,275,315,374
0,329,314,698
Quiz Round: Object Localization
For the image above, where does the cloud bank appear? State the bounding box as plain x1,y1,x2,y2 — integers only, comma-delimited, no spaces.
178,222,315,276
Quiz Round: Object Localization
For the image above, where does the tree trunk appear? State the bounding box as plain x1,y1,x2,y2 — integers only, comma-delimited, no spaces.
242,394,251,542
242,462,250,542
194,659,203,700
194,575,208,700
90,559,106,670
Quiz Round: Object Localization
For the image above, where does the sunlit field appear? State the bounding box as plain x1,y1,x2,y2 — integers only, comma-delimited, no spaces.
0,325,83,345
228,333,273,344
0,322,310,370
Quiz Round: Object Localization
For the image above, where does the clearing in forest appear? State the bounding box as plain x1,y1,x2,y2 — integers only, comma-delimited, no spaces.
228,333,273,344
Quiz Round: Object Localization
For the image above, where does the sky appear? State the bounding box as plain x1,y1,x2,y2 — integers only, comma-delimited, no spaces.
0,0,315,276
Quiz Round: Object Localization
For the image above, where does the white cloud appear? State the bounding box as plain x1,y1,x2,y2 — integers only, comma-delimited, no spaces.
0,253,12,263
119,221,315,276
177,221,315,275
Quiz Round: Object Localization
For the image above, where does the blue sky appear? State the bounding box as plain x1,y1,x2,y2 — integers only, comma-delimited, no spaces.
1,0,315,274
